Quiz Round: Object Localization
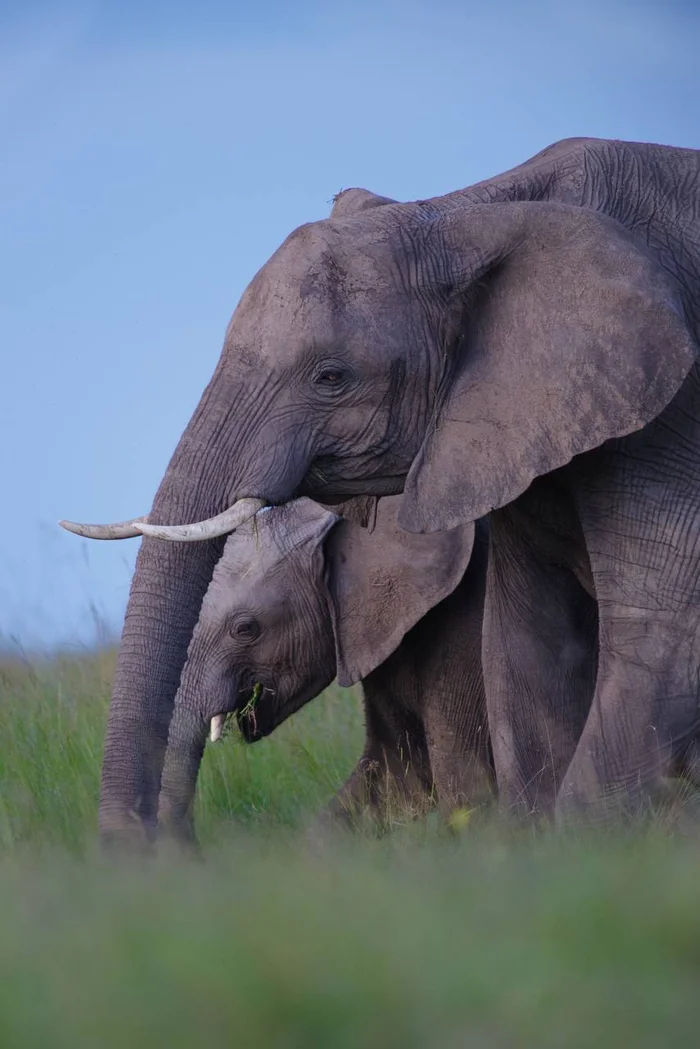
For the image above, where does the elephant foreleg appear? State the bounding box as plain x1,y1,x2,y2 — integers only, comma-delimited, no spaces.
316,689,433,830
483,507,598,818
556,419,700,822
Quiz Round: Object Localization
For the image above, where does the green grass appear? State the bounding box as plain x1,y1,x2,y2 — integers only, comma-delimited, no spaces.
0,649,363,852
1,651,700,1048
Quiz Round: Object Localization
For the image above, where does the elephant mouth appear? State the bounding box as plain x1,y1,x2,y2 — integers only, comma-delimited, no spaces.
209,679,273,744
300,469,406,500
236,684,266,743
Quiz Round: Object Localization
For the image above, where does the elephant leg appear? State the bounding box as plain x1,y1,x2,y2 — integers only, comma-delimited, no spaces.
422,701,494,816
483,506,598,818
557,428,700,823
674,738,700,788
418,556,495,813
316,687,433,830
556,611,700,822
321,744,391,826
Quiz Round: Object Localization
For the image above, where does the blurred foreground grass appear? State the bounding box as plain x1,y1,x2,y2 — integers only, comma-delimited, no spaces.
1,651,700,1048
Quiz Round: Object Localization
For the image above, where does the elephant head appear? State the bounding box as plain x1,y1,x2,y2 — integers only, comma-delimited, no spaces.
157,495,475,841
61,142,697,846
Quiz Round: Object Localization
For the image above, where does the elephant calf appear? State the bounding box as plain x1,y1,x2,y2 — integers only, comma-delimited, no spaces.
158,497,494,840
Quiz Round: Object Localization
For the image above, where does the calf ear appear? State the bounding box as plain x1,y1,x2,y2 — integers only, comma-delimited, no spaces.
330,187,397,218
323,495,475,687
398,201,697,533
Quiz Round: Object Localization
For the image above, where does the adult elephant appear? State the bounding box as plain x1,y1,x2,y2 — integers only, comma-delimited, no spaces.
62,137,700,844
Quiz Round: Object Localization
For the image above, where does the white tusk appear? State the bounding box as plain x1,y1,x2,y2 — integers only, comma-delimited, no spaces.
58,516,147,540
210,714,226,743
132,499,266,542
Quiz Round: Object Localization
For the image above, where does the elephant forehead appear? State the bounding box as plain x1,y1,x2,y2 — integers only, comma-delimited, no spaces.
272,219,383,295
230,275,340,366
210,521,299,590
229,226,389,362
214,526,277,577
201,551,282,624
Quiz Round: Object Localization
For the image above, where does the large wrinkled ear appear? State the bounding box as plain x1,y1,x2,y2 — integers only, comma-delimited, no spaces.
323,495,474,686
329,187,397,218
399,201,696,532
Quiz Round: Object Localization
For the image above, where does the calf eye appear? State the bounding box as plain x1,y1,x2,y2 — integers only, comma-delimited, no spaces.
231,618,261,641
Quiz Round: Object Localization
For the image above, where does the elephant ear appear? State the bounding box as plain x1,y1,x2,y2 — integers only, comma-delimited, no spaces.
323,495,474,687
399,201,697,532
330,187,397,218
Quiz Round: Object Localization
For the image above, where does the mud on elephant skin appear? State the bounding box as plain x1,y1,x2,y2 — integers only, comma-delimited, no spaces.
61,137,700,839
157,497,494,844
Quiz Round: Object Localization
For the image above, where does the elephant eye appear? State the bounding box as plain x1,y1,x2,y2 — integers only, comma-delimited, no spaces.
314,363,351,390
231,618,261,642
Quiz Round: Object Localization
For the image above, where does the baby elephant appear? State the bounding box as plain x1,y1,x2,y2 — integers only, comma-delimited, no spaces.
158,497,493,841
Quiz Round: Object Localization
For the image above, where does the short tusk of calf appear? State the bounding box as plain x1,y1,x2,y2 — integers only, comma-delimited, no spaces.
58,516,147,540
132,499,266,542
210,714,226,743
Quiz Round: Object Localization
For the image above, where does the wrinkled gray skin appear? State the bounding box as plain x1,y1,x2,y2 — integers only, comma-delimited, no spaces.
72,136,700,843
158,498,494,843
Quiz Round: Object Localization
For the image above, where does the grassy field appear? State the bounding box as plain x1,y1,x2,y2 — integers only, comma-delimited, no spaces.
1,650,700,1048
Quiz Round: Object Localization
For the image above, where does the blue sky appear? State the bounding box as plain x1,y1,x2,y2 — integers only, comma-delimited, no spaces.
2,0,699,649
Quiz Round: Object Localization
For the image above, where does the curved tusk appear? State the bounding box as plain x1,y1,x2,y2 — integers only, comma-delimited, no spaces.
58,516,147,540
210,714,226,743
132,498,266,542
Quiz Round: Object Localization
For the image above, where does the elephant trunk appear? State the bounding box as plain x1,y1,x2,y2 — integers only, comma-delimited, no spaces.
99,531,223,848
157,702,209,848
97,367,271,849
158,646,239,845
